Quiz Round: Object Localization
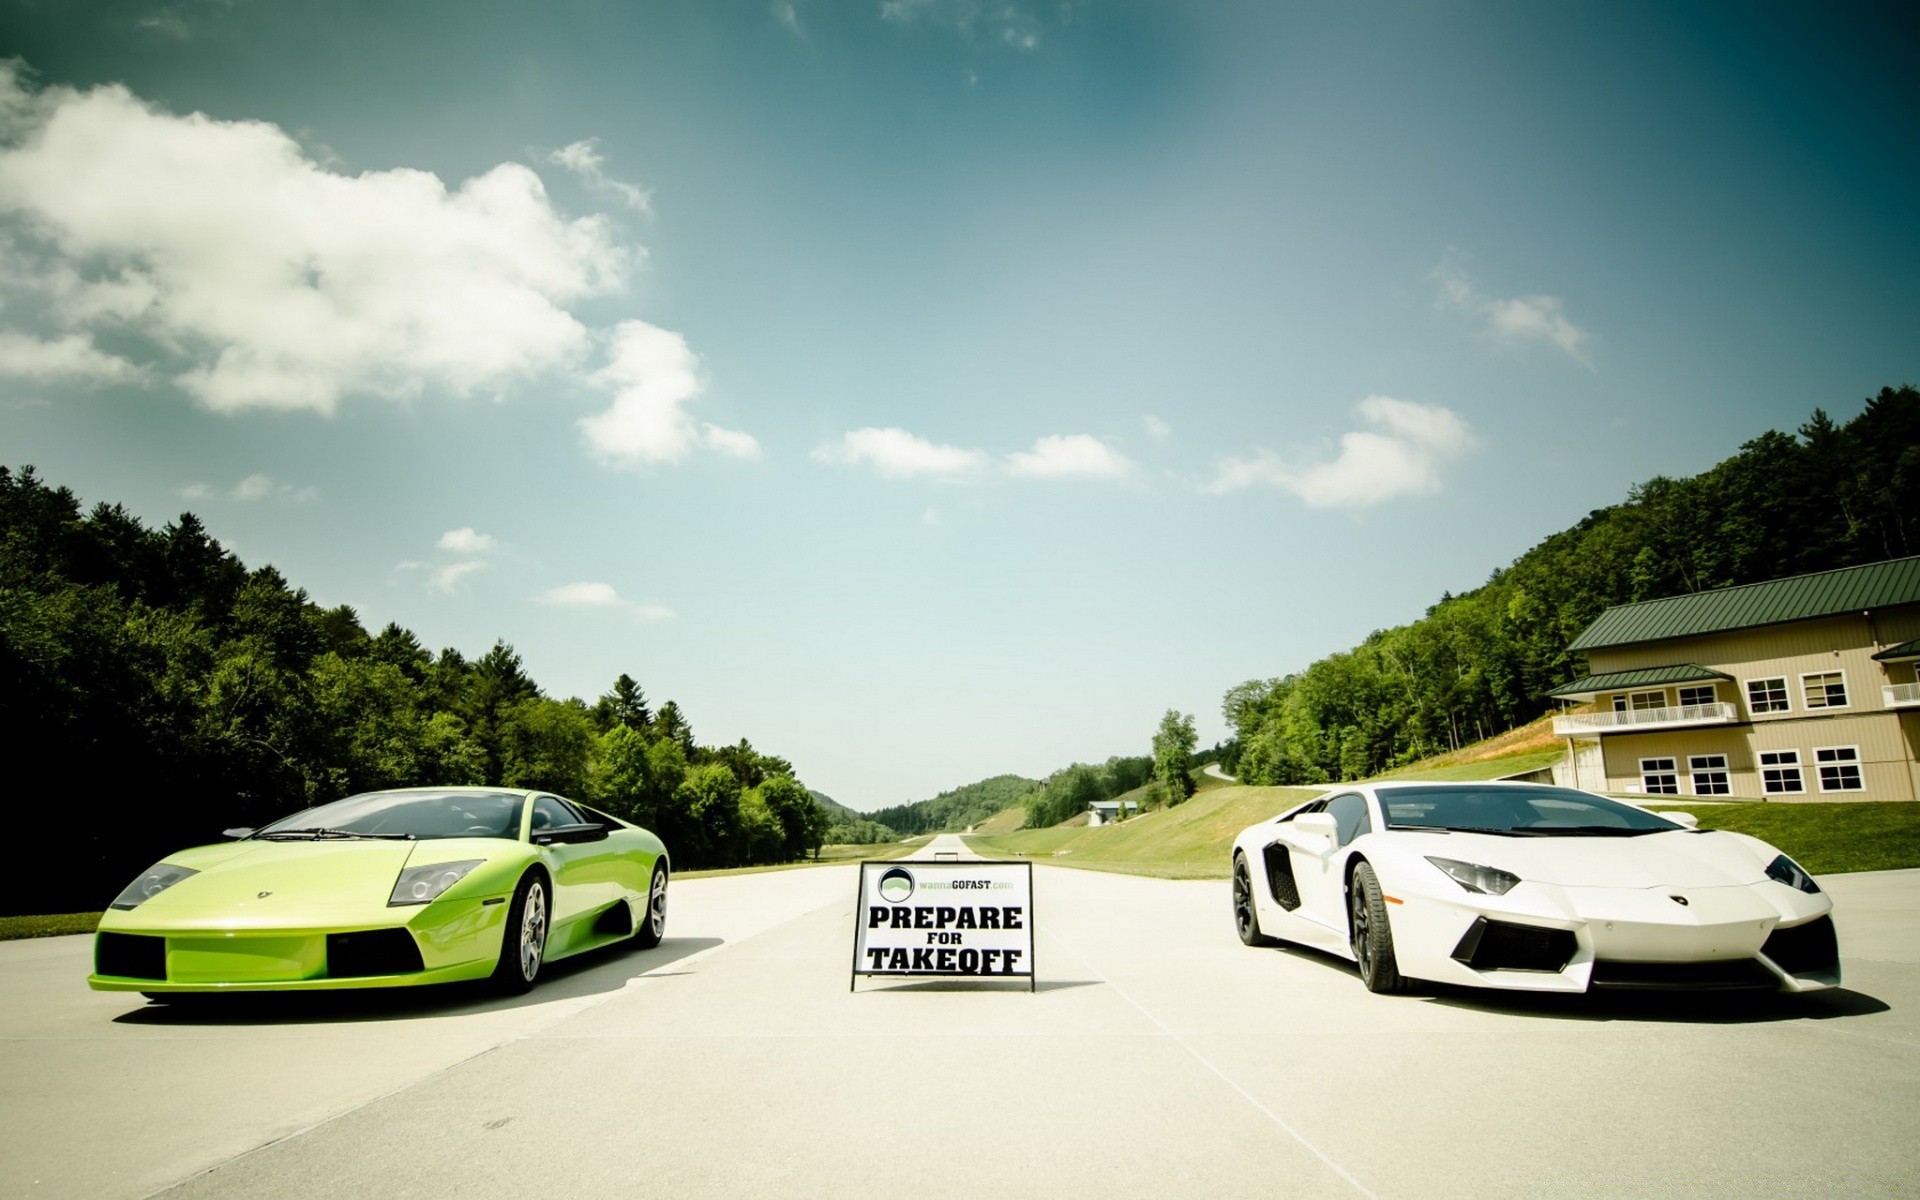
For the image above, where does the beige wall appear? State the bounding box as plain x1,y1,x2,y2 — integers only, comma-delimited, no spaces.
1594,712,1920,802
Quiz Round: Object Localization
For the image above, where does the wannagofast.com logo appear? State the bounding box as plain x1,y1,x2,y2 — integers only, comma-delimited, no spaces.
878,867,915,903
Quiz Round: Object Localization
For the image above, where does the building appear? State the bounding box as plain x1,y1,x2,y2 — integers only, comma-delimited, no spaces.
1547,556,1920,801
1087,799,1140,826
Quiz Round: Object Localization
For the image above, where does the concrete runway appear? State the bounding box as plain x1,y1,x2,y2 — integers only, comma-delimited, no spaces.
2,855,1915,1199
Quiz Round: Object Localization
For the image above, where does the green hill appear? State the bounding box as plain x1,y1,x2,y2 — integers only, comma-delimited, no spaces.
964,784,1324,878
866,774,1040,835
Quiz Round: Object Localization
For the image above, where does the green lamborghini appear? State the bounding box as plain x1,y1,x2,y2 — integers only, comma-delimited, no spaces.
90,787,669,998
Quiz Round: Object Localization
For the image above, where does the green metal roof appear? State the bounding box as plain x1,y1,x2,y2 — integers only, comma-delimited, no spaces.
1546,664,1733,698
1874,638,1920,662
1567,556,1920,652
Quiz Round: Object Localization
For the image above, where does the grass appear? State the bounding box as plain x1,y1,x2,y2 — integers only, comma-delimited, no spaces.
1640,801,1920,874
968,805,1027,836
1370,747,1567,783
964,785,1324,878
0,912,101,940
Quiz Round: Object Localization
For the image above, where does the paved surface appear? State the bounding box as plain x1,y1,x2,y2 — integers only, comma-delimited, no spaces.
2,865,1915,1198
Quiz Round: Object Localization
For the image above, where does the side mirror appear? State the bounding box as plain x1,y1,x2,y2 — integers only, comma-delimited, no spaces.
223,827,255,840
1293,812,1338,838
1666,812,1699,830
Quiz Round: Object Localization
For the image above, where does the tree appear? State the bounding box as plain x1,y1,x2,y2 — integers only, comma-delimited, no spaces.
1152,709,1198,804
594,673,651,734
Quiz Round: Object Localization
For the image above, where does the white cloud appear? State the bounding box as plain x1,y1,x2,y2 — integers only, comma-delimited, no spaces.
549,138,651,214
438,527,497,555
178,472,315,502
814,427,989,480
922,507,940,525
879,0,1044,51
1142,414,1171,440
1434,251,1593,368
534,580,674,620
0,65,627,415
0,331,144,384
1207,396,1474,508
580,320,759,466
431,561,487,593
772,1,804,35
1005,433,1133,479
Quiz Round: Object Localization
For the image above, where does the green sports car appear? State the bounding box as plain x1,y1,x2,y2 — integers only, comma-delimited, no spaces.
90,787,669,998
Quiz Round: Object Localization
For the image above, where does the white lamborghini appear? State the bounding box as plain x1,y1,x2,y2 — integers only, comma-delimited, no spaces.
1230,781,1839,994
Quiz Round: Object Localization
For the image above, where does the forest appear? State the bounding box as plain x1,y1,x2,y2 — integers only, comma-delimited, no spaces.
1223,387,1920,785
0,466,828,914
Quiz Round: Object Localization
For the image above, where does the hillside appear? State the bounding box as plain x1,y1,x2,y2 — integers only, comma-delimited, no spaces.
964,784,1325,878
865,774,1039,835
1225,387,1920,786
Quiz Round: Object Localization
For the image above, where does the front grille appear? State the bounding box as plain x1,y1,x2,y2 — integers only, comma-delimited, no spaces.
1589,959,1778,990
1761,915,1839,977
96,932,167,980
326,929,424,978
1451,918,1576,972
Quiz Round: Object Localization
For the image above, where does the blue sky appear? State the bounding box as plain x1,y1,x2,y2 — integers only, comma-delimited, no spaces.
1,1,1915,808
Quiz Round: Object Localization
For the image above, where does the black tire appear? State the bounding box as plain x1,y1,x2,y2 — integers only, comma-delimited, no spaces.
1232,852,1273,947
491,872,549,995
1350,862,1414,994
632,861,668,950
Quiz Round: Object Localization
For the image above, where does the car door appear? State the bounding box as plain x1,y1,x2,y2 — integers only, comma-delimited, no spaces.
530,794,605,937
1270,792,1372,939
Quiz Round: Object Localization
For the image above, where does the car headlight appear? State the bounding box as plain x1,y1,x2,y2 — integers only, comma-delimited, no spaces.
1425,856,1521,896
109,863,198,910
389,860,484,906
1765,853,1820,895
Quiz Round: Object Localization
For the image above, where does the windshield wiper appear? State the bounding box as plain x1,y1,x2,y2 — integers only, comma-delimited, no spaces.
1506,825,1658,837
257,828,414,841
1385,825,1525,837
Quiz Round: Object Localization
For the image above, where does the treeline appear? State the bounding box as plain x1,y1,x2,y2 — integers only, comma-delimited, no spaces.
1225,386,1920,785
0,466,827,914
813,791,900,845
868,774,1039,836
1022,755,1154,828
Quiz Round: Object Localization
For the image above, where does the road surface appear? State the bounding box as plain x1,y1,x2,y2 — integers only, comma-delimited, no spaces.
2,864,1914,1198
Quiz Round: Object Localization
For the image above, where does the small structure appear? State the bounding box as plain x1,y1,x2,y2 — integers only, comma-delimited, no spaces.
1547,556,1920,800
1087,799,1140,826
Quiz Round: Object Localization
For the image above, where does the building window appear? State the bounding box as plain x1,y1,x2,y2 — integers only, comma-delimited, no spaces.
1678,684,1717,709
1801,671,1849,710
1746,677,1789,714
1640,757,1679,795
1815,746,1864,792
1612,694,1628,713
1760,750,1805,795
1630,690,1667,711
1688,754,1730,796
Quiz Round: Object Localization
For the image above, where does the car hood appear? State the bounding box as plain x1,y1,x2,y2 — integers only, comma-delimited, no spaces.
1393,829,1770,889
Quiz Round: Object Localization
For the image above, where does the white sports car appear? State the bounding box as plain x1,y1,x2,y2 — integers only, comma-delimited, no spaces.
1230,781,1839,994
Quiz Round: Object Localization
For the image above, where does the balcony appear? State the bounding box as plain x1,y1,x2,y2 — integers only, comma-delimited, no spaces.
1885,682,1920,708
1553,702,1740,737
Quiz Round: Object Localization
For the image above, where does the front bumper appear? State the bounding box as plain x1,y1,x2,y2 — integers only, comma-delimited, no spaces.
87,893,512,993
1384,876,1840,994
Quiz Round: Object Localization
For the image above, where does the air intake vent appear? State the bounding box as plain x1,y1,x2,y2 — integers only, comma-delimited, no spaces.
96,932,167,980
1450,918,1576,973
1761,915,1839,977
1262,844,1300,911
327,929,424,978
1589,959,1777,990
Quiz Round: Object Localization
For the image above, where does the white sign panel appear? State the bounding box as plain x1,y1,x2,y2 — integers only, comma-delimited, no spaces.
852,860,1034,989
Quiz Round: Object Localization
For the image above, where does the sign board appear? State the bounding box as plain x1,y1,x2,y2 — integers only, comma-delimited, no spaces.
851,860,1034,991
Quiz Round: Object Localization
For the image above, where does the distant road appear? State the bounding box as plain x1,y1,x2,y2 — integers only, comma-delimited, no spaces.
4,868,1915,1198
1203,762,1237,782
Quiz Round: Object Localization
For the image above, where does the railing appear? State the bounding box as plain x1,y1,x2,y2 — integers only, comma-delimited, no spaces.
1552,702,1739,736
1885,682,1920,708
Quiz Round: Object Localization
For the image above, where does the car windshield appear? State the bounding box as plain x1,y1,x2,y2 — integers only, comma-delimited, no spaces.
257,790,525,841
1380,785,1682,836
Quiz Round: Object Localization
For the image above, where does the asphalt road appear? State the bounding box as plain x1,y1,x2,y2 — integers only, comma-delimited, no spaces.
2,862,1915,1199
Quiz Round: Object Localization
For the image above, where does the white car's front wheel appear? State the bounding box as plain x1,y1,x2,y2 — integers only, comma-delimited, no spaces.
1233,853,1272,947
1350,863,1414,994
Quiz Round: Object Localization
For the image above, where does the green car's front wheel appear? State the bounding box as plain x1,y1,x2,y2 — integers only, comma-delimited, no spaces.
492,872,549,995
633,861,668,950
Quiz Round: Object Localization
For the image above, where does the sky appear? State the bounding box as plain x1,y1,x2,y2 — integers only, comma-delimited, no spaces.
0,1,1915,810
